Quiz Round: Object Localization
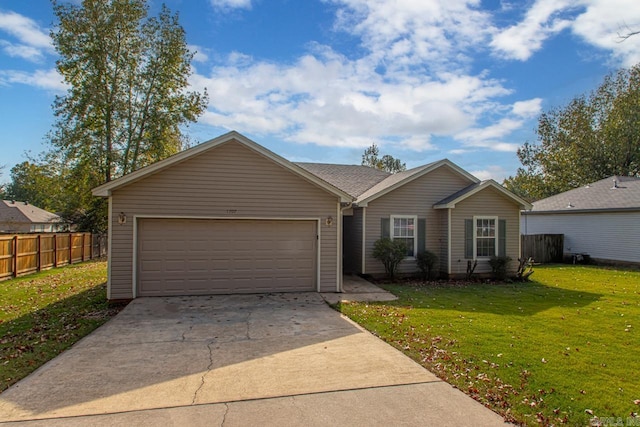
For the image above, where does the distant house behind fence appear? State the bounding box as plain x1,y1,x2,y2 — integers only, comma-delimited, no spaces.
0,200,69,233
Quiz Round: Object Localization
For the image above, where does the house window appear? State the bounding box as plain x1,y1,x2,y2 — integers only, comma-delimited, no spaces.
474,216,498,258
391,215,417,257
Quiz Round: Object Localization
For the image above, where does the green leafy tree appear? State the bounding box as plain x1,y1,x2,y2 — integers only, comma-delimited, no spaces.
50,0,207,183
362,144,406,173
6,153,109,232
504,64,640,201
5,157,65,212
44,0,207,231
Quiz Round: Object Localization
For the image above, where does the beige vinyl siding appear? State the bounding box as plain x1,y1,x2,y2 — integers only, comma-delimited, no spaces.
450,187,521,276
364,166,472,275
109,139,340,299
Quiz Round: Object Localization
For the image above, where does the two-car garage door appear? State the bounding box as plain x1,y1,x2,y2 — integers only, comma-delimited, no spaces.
137,219,317,296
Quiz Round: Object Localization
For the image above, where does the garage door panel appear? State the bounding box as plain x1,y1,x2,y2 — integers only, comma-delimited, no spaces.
137,219,317,296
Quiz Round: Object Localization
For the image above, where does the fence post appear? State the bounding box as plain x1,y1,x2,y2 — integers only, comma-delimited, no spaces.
69,233,73,265
12,235,18,278
53,234,58,267
37,234,41,272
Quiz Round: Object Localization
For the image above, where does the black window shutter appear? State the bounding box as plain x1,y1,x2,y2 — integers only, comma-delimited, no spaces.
498,219,506,257
417,218,426,254
381,218,390,238
464,219,473,259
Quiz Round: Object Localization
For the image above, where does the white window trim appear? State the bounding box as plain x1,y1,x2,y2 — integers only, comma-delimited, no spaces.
390,215,418,259
473,215,498,260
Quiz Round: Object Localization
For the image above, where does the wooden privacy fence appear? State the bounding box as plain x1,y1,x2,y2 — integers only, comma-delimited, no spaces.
0,233,107,281
521,234,564,264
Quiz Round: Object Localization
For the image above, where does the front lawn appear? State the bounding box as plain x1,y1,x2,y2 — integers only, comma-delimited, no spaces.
339,265,640,426
0,260,125,392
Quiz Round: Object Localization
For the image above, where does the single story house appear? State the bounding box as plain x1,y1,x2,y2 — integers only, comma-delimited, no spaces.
521,175,640,264
0,200,67,233
92,131,530,300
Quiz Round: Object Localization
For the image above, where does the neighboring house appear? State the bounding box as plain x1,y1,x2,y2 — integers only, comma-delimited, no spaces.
521,175,640,264
93,131,530,300
0,200,67,233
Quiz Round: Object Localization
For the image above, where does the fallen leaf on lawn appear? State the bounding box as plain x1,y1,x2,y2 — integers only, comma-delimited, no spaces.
634,400,640,405
585,409,594,415
541,358,547,363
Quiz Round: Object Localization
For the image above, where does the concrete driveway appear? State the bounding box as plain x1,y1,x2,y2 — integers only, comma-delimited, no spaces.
0,293,506,426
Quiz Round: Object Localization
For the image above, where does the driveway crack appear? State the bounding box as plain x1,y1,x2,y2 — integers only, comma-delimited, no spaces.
245,310,252,340
220,402,229,426
192,341,214,405
181,324,194,341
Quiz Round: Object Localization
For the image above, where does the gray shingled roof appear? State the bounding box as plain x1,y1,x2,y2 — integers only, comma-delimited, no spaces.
294,163,390,198
0,200,61,224
528,176,640,213
434,182,483,206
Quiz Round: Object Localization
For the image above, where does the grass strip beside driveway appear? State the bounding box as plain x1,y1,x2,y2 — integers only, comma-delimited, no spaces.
338,265,640,426
0,260,124,392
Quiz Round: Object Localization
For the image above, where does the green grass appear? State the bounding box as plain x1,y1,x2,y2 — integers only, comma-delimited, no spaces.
0,260,125,392
338,265,640,426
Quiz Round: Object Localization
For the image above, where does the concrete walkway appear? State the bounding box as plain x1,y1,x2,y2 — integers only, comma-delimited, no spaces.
0,293,507,426
321,274,398,304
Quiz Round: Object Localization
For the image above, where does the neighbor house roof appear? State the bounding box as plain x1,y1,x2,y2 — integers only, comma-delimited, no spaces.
294,163,390,198
92,131,354,203
434,180,532,210
524,175,640,214
0,200,62,224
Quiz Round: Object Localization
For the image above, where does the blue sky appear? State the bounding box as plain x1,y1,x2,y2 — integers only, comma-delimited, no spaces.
1,0,640,185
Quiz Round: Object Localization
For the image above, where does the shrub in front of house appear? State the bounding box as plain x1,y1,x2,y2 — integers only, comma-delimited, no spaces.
416,250,438,281
488,255,511,281
372,238,407,279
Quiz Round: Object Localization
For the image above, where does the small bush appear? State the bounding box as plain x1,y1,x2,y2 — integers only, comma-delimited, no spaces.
488,256,511,281
372,238,407,279
416,250,438,280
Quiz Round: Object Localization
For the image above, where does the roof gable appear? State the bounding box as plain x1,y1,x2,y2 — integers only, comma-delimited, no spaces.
434,180,532,210
92,131,353,202
355,160,479,206
527,175,640,213
0,200,62,224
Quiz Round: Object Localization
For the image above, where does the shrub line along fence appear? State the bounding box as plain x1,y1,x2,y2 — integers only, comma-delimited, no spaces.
0,233,107,281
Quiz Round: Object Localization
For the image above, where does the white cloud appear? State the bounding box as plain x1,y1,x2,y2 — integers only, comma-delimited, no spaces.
455,117,524,152
491,0,640,65
190,1,542,154
571,0,640,67
0,68,67,92
330,0,493,70
490,0,576,61
192,50,516,150
188,44,209,63
210,0,252,11
470,165,509,181
0,40,44,61
512,98,542,118
0,10,53,61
